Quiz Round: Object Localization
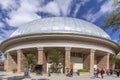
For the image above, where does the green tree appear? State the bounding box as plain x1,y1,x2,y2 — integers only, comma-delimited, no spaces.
113,0,120,6
103,2,120,41
115,54,120,69
48,50,63,73
24,53,37,71
103,7,120,31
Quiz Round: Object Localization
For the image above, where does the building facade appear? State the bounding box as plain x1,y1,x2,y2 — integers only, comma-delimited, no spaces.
0,17,120,74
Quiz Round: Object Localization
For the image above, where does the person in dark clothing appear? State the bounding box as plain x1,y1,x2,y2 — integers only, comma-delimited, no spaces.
94,68,99,78
100,69,105,78
96,68,99,78
70,69,73,77
48,68,51,76
116,70,120,77
109,69,113,75
106,69,110,75
24,67,29,77
94,68,97,78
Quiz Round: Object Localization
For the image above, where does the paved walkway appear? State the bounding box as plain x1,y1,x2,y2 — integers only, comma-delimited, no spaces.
0,72,120,80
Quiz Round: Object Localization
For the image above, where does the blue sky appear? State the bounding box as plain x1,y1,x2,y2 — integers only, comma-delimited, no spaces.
0,0,120,44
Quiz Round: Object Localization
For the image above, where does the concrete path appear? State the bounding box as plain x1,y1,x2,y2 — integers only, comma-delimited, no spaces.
0,72,120,80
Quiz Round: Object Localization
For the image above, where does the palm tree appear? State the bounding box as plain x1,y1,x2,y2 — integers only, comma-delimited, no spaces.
48,49,63,73
24,53,37,72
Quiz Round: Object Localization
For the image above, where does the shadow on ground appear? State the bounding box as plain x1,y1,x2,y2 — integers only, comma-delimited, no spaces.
31,79,49,80
3,76,49,80
5,76,25,80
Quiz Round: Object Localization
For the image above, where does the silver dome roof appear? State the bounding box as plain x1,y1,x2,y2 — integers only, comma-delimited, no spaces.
10,17,110,39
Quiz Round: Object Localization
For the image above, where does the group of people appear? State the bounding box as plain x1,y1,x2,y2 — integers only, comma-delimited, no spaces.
94,68,105,78
106,69,113,75
94,68,120,78
23,66,120,78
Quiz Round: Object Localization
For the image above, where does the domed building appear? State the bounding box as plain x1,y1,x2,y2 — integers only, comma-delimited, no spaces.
0,17,120,74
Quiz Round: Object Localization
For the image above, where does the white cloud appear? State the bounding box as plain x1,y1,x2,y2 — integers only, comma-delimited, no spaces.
72,4,81,17
5,0,41,27
72,0,90,17
100,0,114,13
0,29,15,41
55,0,72,16
41,1,60,16
3,0,74,27
6,10,41,27
0,22,4,28
0,0,19,10
83,0,114,22
0,0,76,42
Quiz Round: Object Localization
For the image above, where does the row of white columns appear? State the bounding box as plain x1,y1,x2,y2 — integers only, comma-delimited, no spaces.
5,47,111,75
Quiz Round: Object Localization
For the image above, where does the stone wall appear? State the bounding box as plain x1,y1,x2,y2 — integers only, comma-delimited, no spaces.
83,53,90,70
97,54,109,70
6,53,17,72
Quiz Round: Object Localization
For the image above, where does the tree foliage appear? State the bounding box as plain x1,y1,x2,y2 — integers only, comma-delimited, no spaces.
115,54,120,69
48,50,63,64
48,49,63,73
103,7,120,32
24,53,37,71
103,6,120,42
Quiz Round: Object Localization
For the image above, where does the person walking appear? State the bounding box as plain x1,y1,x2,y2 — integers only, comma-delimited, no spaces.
70,69,73,77
116,70,120,77
106,69,110,75
100,69,105,78
96,68,99,78
109,69,113,75
24,67,29,78
94,68,97,78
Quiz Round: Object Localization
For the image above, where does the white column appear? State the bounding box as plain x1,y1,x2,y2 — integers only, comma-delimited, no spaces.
37,47,44,64
6,52,10,72
106,53,110,69
65,47,71,74
4,53,7,71
17,49,24,73
90,49,95,75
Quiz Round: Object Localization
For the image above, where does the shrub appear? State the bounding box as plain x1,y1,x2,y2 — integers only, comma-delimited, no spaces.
12,68,17,73
0,66,4,71
77,69,88,72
